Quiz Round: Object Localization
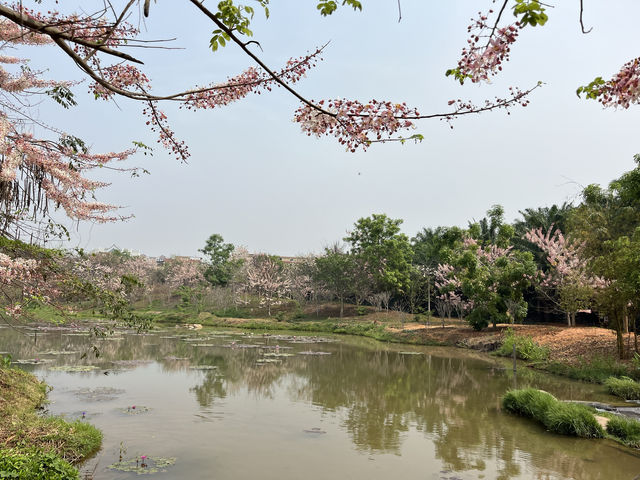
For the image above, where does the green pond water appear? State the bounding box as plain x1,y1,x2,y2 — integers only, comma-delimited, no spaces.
2,324,640,480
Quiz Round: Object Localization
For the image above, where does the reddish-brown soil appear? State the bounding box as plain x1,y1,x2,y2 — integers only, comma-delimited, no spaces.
394,322,632,365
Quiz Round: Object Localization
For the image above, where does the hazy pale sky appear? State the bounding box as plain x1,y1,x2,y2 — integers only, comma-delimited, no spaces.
20,1,640,257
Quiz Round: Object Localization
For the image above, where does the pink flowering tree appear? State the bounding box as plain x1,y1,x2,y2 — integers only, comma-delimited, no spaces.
524,227,603,326
162,256,207,309
0,1,547,161
441,235,536,330
245,254,290,317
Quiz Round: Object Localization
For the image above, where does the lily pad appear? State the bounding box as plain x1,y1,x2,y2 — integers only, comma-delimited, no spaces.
73,387,125,401
14,358,53,365
111,359,153,367
256,358,282,364
304,427,327,434
118,405,151,415
49,365,99,372
38,350,78,355
108,456,176,475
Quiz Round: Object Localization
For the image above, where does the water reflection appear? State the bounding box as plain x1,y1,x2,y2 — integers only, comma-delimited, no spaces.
2,326,640,480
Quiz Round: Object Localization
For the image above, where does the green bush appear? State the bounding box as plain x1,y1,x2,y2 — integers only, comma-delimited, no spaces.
467,308,489,331
0,449,78,480
604,376,640,400
495,329,549,362
502,388,604,438
606,415,640,447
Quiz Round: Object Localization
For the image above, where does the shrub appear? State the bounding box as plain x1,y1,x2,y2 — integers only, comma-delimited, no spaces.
605,376,640,400
502,388,604,438
0,449,78,480
606,415,640,447
495,329,549,362
467,308,489,331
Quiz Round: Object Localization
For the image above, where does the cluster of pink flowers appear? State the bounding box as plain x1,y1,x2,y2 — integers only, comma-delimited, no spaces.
0,19,51,45
524,227,604,288
183,49,322,111
454,11,520,83
294,99,419,152
163,257,206,290
593,57,640,109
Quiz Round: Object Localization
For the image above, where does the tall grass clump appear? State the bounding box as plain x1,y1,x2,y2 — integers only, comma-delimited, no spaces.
606,415,640,448
502,388,556,419
604,376,640,400
502,388,604,438
495,329,549,362
541,402,604,438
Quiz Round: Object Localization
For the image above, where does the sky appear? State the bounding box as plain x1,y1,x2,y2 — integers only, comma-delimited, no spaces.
15,0,640,258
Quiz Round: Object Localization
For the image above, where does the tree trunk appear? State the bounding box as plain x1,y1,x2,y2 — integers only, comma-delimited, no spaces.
340,297,344,318
566,312,571,326
615,313,625,359
571,312,576,327
623,314,629,334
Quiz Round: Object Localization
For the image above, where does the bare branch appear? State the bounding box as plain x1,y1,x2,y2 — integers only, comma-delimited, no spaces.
579,0,593,34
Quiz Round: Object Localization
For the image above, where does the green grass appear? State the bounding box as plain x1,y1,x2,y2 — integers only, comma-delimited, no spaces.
502,388,604,439
0,366,102,477
541,355,638,384
0,448,79,480
604,376,640,400
495,329,549,362
606,415,640,448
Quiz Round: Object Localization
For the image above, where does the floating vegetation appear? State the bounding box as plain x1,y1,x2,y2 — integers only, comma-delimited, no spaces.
49,365,99,372
111,359,153,367
73,387,125,401
118,405,151,415
13,358,53,365
398,351,423,355
164,356,189,361
108,456,176,475
256,358,282,364
62,333,91,336
193,344,215,347
189,365,218,370
38,350,78,355
159,336,182,339
298,351,332,356
304,427,327,434
262,352,294,358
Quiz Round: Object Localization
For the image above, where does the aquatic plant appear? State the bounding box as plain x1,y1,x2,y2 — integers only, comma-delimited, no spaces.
49,365,99,372
108,456,176,475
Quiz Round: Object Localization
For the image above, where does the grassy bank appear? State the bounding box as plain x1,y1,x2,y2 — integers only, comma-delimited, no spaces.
0,366,102,479
149,312,447,346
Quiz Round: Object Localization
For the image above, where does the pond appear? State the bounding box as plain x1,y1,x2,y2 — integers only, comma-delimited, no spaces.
2,324,640,480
